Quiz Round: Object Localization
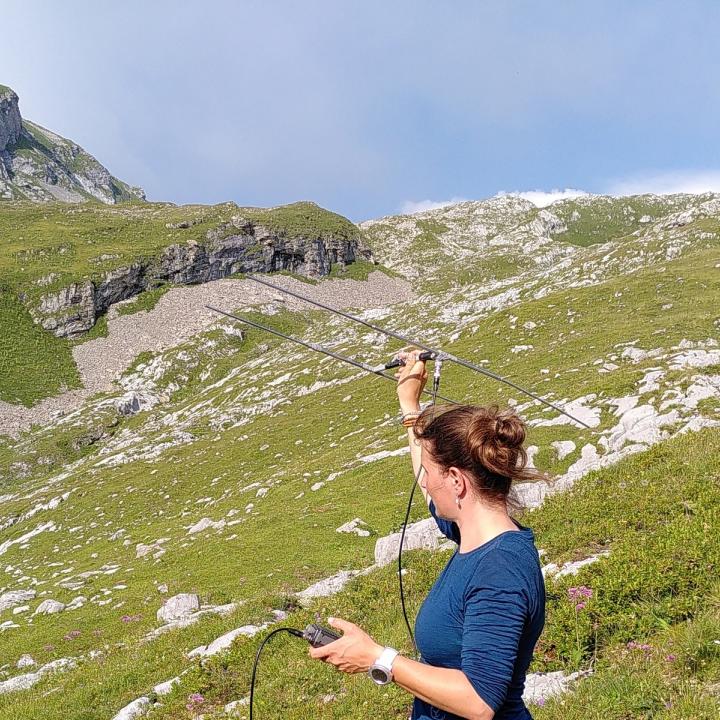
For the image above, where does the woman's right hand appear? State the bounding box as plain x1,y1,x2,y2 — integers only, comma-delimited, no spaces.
395,348,428,412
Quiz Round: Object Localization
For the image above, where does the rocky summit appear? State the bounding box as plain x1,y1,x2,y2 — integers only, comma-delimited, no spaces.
0,85,144,204
0,190,719,720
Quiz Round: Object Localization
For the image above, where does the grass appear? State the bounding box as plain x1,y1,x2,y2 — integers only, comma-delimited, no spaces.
0,284,81,405
0,200,362,406
3,423,714,719
548,195,704,247
238,202,360,240
327,259,381,281
1,193,719,718
115,284,175,317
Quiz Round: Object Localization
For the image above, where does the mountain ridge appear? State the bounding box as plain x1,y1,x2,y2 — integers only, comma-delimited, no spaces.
0,85,145,205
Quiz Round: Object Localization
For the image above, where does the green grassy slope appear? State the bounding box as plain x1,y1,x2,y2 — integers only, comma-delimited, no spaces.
0,193,719,719
0,200,363,406
2,424,717,719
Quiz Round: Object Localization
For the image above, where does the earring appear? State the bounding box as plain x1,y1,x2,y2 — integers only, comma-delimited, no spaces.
455,496,461,507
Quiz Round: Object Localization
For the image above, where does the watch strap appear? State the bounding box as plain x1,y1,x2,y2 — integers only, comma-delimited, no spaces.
376,646,399,671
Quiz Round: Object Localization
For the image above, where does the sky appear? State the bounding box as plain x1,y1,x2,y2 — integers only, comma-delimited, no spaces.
2,1,720,222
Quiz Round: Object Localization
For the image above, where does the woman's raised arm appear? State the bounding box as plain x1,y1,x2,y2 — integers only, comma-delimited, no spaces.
395,350,430,506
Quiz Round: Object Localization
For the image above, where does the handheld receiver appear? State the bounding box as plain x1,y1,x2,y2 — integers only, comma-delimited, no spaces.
302,623,342,647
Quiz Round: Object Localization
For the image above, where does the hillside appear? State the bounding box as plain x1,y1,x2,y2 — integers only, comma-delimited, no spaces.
0,85,144,205
0,193,718,719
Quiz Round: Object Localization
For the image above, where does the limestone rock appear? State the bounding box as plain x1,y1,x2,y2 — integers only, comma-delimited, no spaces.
0,589,36,612
186,612,286,659
114,391,159,417
0,86,22,159
136,542,164,559
16,655,35,669
523,670,589,704
225,698,250,714
336,518,370,537
156,593,200,623
110,697,151,720
35,281,96,336
33,599,66,615
0,86,144,205
374,518,453,567
296,570,361,607
188,517,226,534
153,676,180,696
0,657,77,695
551,440,576,461
542,551,610,579
26,202,371,338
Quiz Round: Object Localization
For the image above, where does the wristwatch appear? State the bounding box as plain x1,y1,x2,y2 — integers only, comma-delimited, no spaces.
368,646,399,685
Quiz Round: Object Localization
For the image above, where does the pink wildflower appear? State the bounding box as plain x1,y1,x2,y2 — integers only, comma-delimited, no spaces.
627,640,653,653
665,654,676,661
568,586,593,601
186,693,205,711
64,629,81,640
575,602,586,611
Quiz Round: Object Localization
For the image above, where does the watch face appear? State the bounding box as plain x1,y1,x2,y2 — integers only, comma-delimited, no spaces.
370,666,389,684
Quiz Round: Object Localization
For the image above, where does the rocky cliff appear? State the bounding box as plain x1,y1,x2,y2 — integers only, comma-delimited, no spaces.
29,204,373,337
0,85,145,204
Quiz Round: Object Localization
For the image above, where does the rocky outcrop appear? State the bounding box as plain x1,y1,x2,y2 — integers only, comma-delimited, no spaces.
30,212,373,337
0,86,22,161
0,84,145,203
156,593,199,623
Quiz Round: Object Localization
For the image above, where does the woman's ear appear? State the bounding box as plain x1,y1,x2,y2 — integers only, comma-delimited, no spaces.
447,466,468,496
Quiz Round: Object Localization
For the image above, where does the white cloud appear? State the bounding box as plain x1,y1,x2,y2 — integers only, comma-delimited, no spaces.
398,197,468,215
500,188,591,208
607,170,720,197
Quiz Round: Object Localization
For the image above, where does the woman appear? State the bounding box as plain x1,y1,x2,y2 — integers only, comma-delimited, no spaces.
310,350,546,719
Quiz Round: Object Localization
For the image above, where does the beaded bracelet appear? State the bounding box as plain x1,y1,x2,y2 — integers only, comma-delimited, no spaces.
400,411,421,427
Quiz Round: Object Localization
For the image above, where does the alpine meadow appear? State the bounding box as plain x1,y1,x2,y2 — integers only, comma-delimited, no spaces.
1,82,720,720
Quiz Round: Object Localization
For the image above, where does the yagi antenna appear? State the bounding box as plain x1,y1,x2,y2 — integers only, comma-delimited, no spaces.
204,306,460,406
244,274,591,429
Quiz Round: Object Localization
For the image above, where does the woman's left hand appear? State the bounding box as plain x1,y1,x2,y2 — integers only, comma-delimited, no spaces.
308,617,384,674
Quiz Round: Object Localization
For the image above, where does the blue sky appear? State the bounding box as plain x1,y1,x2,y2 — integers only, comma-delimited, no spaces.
2,1,720,221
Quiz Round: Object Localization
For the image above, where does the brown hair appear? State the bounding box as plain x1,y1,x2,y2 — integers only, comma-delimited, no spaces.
413,404,542,507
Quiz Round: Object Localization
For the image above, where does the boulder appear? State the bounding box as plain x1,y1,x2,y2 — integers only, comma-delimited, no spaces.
156,593,199,624
0,657,77,695
296,570,361,607
523,670,590,705
188,517,225,534
34,599,65,615
374,518,452,567
136,541,164,559
16,655,35,669
550,440,576,461
153,676,180,696
110,697,150,720
336,518,371,537
0,590,36,612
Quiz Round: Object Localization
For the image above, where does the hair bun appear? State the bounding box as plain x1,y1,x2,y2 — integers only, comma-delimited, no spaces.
494,413,525,449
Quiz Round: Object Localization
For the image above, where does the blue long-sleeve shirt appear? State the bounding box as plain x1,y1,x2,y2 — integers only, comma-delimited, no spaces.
412,502,545,720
